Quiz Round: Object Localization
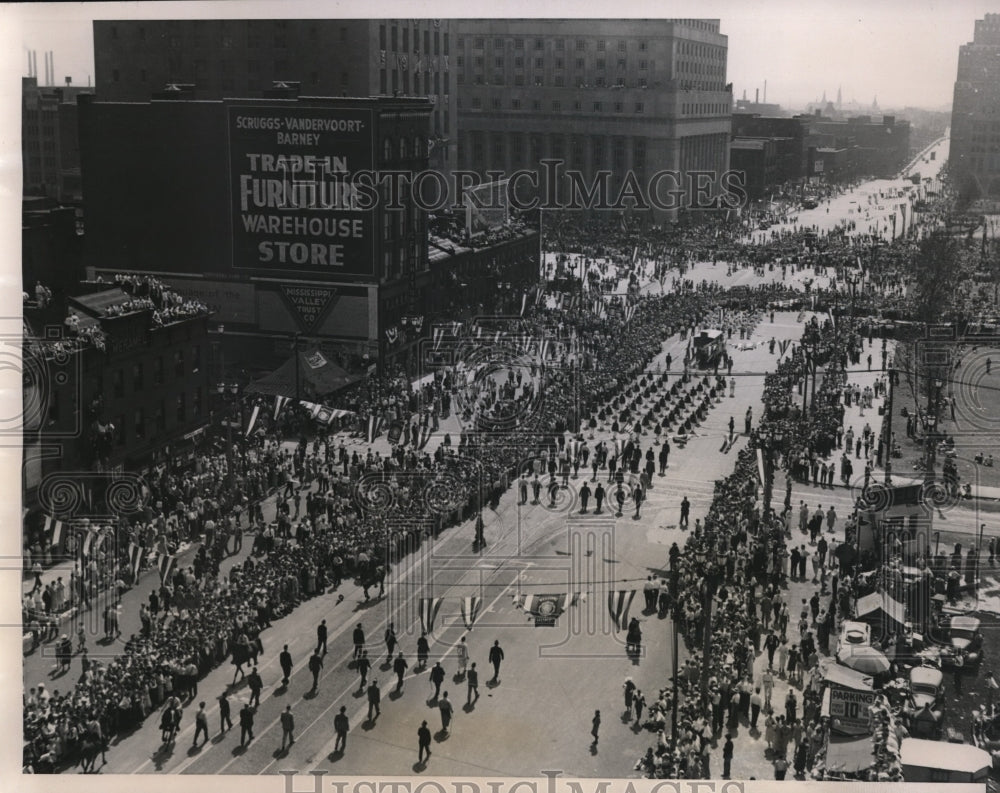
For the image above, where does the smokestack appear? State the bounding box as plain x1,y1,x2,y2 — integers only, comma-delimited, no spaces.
65,76,71,86
764,79,767,104
43,51,48,85
27,51,31,77
742,89,746,101
30,50,35,79
45,51,50,85
755,88,759,104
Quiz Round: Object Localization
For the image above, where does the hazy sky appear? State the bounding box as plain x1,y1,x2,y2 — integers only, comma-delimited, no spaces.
3,0,998,110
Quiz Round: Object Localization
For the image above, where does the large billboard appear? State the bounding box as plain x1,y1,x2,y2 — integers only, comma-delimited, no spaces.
228,104,375,278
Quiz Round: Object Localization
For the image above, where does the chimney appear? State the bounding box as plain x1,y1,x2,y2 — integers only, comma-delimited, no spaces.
65,76,71,86
764,79,767,103
27,51,31,77
755,88,759,104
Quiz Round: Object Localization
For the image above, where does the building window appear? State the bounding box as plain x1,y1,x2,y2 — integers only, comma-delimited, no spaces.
174,350,184,377
192,388,202,417
134,409,145,441
495,56,504,68
176,394,185,422
403,28,409,52
595,76,605,87
494,37,503,49
380,25,387,49
639,77,647,88
132,363,143,392
514,75,524,86
555,39,565,50
617,58,626,69
614,102,623,113
492,97,501,110
573,100,582,111
597,39,606,51
112,369,124,398
532,99,541,111
639,41,647,51
555,58,563,69
576,39,586,51
618,40,627,52
475,56,484,68
596,59,605,70
155,401,165,433
535,39,544,50
514,56,524,68
635,102,644,113
639,60,648,70
140,68,147,82
593,102,603,112
554,76,564,87
474,37,484,49
116,415,125,446
391,26,398,50
514,38,524,50
552,101,561,112
471,97,482,109
444,33,449,54
575,58,584,70
112,69,120,83
512,98,521,110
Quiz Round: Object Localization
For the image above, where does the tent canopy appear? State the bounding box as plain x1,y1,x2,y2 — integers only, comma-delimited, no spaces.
825,736,874,774
246,349,362,399
855,591,907,633
900,738,991,775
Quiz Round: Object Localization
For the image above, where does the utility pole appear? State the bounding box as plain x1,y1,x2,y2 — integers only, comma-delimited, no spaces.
884,366,894,484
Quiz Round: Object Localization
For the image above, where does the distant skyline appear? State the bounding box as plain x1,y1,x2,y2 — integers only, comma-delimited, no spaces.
4,0,999,110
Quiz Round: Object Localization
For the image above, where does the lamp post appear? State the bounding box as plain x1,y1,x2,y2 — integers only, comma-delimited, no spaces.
846,272,859,337
669,552,680,759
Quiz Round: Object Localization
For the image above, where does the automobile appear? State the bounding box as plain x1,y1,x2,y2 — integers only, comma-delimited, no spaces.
802,199,819,210
838,620,871,652
758,221,771,230
906,665,945,738
908,665,945,710
947,616,984,666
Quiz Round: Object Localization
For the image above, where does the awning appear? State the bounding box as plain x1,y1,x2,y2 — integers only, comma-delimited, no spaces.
825,736,874,774
819,659,874,690
900,737,992,775
856,591,907,633
246,349,362,399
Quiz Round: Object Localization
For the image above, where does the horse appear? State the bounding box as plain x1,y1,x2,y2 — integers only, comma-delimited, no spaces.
359,565,386,602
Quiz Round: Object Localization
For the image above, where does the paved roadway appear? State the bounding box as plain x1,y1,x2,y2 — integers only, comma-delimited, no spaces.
41,147,992,777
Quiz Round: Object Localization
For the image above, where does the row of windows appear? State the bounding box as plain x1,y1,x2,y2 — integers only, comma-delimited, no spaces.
108,391,203,445
461,55,651,71
460,36,648,53
678,41,724,59
380,25,448,56
462,134,646,169
108,349,200,398
379,68,449,95
460,74,649,89
678,60,725,77
466,95,646,114
682,103,729,115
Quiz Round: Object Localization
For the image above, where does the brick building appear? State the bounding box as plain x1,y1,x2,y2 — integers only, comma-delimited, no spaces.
92,19,456,171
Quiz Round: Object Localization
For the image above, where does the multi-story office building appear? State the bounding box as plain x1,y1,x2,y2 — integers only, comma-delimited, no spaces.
951,13,1000,199
453,19,732,218
92,19,456,169
22,76,93,203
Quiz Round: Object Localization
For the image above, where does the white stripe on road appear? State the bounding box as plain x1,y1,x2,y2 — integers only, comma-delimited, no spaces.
265,574,524,774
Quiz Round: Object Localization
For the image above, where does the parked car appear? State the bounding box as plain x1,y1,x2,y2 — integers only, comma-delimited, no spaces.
838,620,871,652
906,665,945,738
945,616,984,667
